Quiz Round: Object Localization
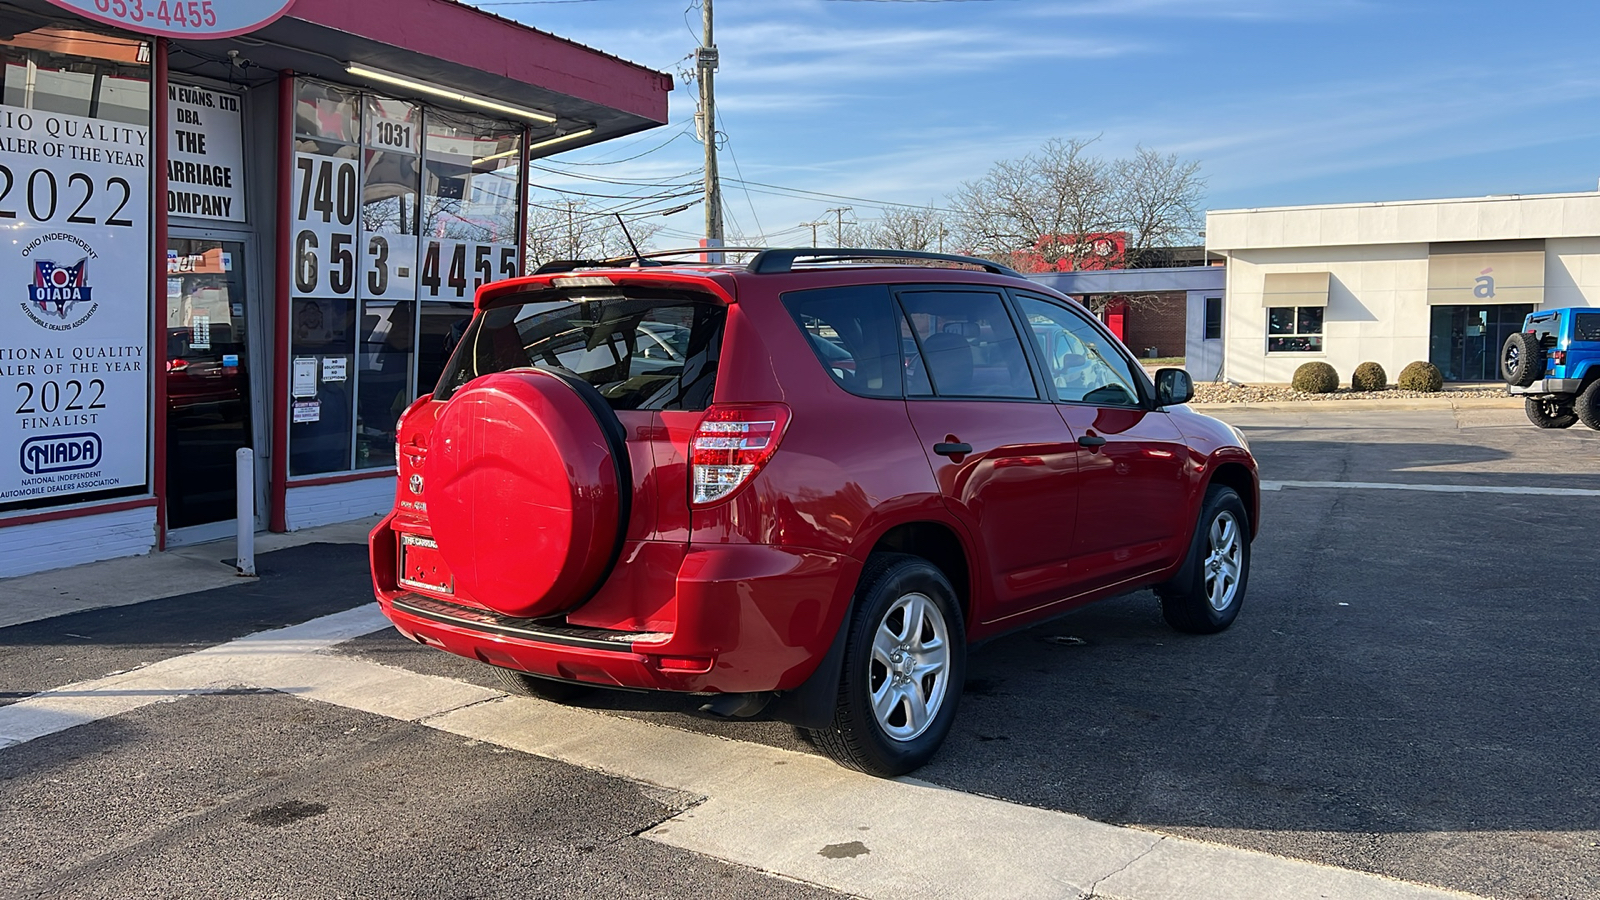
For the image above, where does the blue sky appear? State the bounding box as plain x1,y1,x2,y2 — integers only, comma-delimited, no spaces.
473,0,1600,246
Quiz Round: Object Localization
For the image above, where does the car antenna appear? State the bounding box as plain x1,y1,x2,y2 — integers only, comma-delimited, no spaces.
614,213,647,266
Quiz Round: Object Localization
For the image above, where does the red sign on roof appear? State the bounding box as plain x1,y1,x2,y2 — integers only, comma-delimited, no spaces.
45,0,296,40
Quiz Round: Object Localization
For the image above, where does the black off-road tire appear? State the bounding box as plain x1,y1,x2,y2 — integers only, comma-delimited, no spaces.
806,553,966,777
1525,396,1578,429
1501,332,1545,387
491,666,592,703
1575,380,1600,431
1155,485,1251,635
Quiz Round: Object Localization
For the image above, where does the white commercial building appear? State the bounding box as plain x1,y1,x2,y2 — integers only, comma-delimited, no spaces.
1201,190,1600,384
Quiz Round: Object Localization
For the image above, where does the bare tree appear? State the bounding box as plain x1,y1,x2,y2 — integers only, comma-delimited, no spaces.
949,137,1204,280
950,137,1118,272
1115,147,1205,268
862,206,947,252
525,199,663,266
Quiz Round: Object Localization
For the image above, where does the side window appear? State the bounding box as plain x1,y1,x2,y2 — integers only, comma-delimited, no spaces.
897,289,1037,400
1015,293,1143,407
781,284,903,398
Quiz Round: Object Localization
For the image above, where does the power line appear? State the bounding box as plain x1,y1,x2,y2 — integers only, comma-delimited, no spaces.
722,178,953,214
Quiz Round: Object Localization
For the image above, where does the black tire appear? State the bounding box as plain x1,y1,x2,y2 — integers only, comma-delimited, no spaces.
1576,380,1600,431
807,553,966,777
1156,485,1250,634
491,666,592,703
1501,332,1545,387
1525,396,1578,429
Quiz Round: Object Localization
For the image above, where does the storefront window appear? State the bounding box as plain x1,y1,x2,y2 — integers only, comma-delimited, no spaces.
289,298,357,476
0,29,152,514
288,80,523,477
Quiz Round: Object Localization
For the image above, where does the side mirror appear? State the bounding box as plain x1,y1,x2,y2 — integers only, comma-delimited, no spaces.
1155,368,1193,406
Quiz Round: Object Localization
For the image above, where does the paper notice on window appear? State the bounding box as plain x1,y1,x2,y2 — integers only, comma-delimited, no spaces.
292,356,317,398
292,400,321,423
321,356,347,382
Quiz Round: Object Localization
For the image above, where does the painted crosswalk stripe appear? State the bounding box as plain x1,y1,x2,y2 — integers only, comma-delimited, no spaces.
0,606,1481,900
1263,480,1600,496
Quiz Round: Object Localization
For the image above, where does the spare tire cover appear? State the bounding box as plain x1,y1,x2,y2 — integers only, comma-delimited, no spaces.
425,370,623,618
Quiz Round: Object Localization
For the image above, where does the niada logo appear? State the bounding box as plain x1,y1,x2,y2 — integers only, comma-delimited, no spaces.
20,432,102,475
19,233,101,330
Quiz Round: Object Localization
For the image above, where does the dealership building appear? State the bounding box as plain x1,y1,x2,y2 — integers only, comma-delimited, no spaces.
1200,190,1600,385
0,0,670,577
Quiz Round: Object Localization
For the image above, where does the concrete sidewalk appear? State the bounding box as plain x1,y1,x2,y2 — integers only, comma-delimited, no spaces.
0,515,382,629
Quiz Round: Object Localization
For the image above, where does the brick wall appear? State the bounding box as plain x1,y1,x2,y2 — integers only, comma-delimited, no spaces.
284,478,396,531
0,506,158,578
1122,292,1188,359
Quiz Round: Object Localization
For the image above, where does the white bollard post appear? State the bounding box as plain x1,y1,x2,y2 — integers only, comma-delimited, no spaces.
235,447,256,577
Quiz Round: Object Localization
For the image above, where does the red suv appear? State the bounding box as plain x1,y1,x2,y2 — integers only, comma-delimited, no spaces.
369,249,1259,776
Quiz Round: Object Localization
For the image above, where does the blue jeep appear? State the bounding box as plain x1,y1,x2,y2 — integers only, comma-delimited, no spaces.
1501,307,1600,429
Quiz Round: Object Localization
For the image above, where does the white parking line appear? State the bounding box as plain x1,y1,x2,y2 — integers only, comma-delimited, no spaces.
0,607,1482,900
1263,480,1600,496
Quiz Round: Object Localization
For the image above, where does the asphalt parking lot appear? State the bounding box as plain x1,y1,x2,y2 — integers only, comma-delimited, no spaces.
3,404,1598,899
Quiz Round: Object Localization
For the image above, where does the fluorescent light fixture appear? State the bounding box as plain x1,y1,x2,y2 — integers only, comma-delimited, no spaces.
472,147,520,166
345,64,556,123
527,128,595,151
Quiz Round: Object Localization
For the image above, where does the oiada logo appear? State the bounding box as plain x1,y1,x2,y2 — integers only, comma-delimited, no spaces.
20,234,101,330
20,432,102,475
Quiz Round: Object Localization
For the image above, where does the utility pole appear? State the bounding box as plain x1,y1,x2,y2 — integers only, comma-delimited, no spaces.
698,0,723,260
937,223,948,254
824,206,853,246
800,220,823,246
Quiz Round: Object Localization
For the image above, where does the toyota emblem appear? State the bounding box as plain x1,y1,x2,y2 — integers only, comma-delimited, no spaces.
408,473,424,495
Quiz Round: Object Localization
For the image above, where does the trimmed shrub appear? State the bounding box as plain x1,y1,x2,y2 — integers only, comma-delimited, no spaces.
1398,360,1444,392
1291,361,1339,394
1351,361,1387,392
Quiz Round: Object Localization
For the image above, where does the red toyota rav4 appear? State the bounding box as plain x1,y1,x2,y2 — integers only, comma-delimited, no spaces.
369,248,1259,777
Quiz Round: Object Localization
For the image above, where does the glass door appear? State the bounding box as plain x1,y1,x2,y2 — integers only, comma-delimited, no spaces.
165,238,254,530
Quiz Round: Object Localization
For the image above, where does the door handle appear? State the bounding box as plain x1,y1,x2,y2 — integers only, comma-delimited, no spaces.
933,442,973,457
1078,434,1107,448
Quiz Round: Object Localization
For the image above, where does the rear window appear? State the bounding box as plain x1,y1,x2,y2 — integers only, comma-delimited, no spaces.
436,288,724,410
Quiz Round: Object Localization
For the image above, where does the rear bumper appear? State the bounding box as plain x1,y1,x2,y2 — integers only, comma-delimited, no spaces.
369,514,859,694
1509,378,1581,395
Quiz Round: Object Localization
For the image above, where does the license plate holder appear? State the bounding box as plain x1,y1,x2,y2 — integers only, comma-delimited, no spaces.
399,533,454,595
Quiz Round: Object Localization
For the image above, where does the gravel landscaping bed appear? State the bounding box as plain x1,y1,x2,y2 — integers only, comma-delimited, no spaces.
1191,382,1512,404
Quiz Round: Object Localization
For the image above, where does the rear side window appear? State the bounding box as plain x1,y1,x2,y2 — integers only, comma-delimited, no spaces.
1574,312,1600,342
782,284,903,398
436,288,724,410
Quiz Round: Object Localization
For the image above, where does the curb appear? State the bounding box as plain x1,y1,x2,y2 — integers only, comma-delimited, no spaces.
1190,396,1523,413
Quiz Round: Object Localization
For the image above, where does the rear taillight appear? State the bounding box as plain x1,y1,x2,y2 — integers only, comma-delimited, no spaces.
1550,350,1566,365
690,404,791,505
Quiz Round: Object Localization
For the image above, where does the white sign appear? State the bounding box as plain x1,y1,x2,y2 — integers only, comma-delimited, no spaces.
45,0,296,40
321,356,346,382
291,356,317,399
167,83,244,222
292,400,321,423
0,105,150,506
291,152,358,300
365,98,420,155
420,237,520,301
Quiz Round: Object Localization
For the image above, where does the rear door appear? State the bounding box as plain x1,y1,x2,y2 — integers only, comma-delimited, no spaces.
1012,291,1192,593
895,286,1081,624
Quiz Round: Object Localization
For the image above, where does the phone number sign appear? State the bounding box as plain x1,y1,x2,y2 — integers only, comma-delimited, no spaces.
45,0,295,39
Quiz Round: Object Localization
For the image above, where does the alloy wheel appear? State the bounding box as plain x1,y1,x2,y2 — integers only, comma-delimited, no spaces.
1203,510,1243,612
868,592,951,741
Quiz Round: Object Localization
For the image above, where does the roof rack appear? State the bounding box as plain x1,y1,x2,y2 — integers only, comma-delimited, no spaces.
533,247,769,275
745,248,1021,277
